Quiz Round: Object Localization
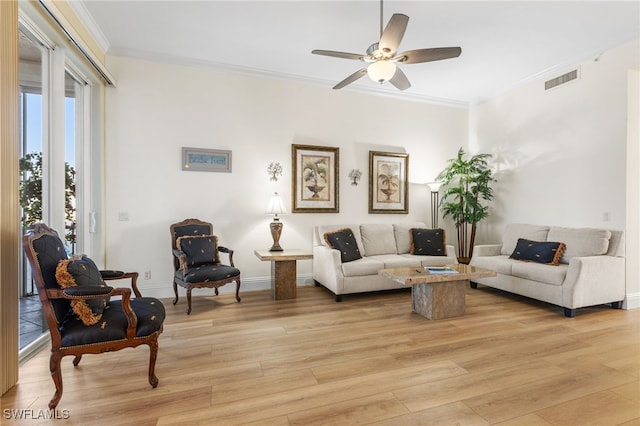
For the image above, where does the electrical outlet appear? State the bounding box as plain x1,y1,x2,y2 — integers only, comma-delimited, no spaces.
144,270,151,280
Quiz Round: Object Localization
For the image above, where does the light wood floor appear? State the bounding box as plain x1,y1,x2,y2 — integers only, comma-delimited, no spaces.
2,284,639,425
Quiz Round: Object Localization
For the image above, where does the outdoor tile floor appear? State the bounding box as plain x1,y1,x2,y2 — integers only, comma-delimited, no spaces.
19,295,45,350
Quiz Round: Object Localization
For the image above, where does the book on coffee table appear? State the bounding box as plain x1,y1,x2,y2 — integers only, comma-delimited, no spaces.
425,267,459,274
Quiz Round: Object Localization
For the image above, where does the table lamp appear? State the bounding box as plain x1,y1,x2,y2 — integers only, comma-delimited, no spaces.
266,192,287,251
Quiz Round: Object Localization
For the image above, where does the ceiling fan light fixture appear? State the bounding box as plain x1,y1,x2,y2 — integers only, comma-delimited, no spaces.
367,60,396,83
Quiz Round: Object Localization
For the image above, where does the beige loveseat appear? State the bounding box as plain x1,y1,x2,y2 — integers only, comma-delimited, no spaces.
469,223,626,317
312,223,458,301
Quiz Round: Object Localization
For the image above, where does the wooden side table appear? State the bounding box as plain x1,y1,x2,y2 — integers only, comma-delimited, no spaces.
254,249,313,300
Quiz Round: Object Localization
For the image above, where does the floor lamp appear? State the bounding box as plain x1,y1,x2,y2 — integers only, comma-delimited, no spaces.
426,182,442,229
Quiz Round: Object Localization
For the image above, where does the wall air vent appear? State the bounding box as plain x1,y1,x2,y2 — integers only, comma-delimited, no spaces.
545,69,579,90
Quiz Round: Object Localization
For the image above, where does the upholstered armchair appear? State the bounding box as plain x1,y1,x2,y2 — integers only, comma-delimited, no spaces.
170,218,241,314
22,223,166,409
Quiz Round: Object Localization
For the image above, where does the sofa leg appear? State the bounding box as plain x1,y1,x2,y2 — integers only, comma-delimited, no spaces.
564,308,576,318
611,301,624,309
470,281,478,289
335,295,342,302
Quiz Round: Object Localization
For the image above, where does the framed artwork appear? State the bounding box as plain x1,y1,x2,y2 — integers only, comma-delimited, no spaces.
181,147,232,172
292,144,339,213
369,151,409,214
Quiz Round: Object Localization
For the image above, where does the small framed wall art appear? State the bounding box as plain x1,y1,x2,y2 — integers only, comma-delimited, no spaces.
181,147,232,172
369,151,409,214
291,144,339,213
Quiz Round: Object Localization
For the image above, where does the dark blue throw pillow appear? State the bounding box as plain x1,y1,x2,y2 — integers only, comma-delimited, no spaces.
410,228,446,256
177,235,220,268
324,228,362,263
510,238,566,265
55,255,110,325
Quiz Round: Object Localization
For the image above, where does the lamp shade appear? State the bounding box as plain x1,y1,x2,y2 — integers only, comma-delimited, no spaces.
367,60,397,83
426,182,443,193
266,192,287,216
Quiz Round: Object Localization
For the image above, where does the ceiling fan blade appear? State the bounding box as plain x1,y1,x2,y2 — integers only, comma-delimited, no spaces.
312,49,365,61
333,68,367,90
389,66,411,91
395,47,462,64
379,13,409,56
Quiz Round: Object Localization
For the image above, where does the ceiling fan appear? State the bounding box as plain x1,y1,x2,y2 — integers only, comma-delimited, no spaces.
311,1,462,91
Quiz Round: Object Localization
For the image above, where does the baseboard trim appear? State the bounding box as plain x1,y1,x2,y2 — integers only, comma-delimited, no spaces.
624,292,640,310
139,274,314,300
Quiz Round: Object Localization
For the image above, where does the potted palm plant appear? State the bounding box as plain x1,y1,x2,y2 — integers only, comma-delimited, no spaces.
435,147,495,264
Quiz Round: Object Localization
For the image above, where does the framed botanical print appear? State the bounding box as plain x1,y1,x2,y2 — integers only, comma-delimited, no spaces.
369,151,409,214
292,144,339,213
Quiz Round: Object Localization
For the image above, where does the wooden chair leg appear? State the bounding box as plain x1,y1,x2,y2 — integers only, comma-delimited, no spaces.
147,339,159,388
72,355,82,366
235,279,241,302
49,351,63,409
186,287,193,315
172,280,179,305
215,287,219,296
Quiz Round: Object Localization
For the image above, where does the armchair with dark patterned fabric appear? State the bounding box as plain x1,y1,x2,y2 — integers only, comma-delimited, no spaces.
170,218,241,314
22,223,165,409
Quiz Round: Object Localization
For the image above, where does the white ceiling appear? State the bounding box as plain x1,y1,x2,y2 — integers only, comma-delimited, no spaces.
75,1,640,106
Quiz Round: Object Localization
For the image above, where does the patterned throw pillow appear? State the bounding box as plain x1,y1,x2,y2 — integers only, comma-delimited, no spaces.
324,228,362,263
410,228,446,256
510,238,566,265
56,255,110,326
177,235,220,268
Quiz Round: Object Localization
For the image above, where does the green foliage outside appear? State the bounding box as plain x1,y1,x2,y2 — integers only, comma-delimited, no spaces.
19,152,76,248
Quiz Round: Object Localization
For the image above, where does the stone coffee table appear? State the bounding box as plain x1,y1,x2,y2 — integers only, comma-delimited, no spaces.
379,264,496,319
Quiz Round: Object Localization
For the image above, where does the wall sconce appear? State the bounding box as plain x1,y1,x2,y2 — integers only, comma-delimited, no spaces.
426,182,442,229
266,192,287,251
267,162,283,182
348,169,362,186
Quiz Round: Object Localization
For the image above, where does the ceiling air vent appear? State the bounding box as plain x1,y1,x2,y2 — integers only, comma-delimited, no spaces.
545,69,578,90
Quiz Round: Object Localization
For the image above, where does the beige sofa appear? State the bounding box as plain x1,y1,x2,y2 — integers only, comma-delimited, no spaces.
312,223,458,301
469,223,626,317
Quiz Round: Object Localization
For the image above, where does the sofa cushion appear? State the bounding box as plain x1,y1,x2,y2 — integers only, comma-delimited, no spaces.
401,253,458,267
56,255,110,326
501,223,550,256
393,222,427,254
510,238,565,266
410,228,446,256
360,224,397,256
470,255,515,275
368,254,421,269
511,262,569,286
341,257,385,277
324,228,362,263
547,227,611,264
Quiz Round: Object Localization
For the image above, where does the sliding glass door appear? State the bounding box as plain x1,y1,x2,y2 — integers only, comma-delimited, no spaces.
18,26,47,351
18,23,92,355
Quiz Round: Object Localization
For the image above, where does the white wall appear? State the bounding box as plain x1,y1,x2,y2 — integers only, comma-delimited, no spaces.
626,68,640,309
103,56,468,297
470,40,638,240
